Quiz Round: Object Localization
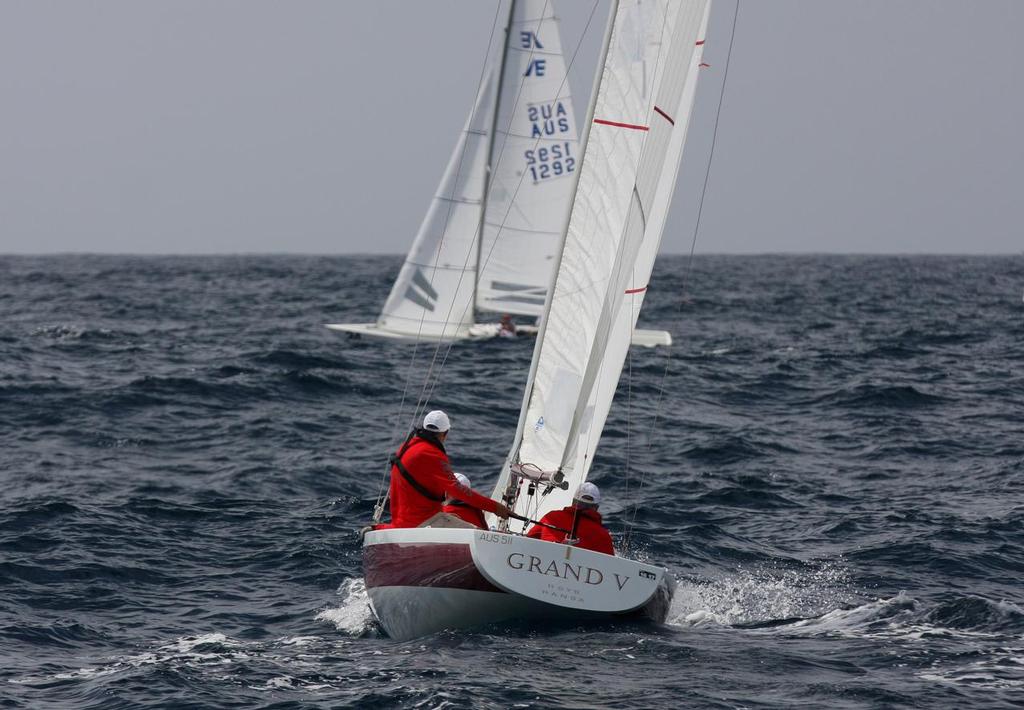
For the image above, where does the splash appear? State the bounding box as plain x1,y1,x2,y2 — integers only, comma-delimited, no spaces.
315,577,376,636
668,560,857,628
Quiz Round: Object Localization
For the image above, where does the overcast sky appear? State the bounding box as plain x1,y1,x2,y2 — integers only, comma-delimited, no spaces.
1,1,1021,255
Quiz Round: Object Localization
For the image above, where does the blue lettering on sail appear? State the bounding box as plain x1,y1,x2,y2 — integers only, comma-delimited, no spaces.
527,101,571,138
524,141,574,183
520,31,544,49
524,59,546,77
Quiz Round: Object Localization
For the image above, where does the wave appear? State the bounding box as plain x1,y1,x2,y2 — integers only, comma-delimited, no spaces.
813,383,947,409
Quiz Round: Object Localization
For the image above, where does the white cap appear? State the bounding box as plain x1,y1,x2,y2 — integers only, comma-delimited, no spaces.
423,410,451,433
574,482,601,507
453,472,470,488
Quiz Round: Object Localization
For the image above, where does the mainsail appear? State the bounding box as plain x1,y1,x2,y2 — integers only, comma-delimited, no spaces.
496,0,711,525
375,0,578,339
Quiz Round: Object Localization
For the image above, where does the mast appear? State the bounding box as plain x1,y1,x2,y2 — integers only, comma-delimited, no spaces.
496,0,621,511
474,0,516,324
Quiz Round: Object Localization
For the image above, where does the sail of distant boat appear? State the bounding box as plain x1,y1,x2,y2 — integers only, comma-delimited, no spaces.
327,0,581,343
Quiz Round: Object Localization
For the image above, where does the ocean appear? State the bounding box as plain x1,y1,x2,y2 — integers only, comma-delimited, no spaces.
2,253,1022,709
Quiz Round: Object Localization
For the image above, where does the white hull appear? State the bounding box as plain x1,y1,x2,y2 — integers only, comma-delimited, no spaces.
363,527,675,641
326,322,670,347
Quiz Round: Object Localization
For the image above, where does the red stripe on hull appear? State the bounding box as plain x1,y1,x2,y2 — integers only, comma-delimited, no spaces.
364,542,503,593
593,118,649,132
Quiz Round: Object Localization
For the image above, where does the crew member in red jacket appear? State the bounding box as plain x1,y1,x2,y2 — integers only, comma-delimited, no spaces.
387,410,510,528
442,473,489,529
526,482,614,555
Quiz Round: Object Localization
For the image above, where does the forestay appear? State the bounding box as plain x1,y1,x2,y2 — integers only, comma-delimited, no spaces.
496,0,711,525
475,0,580,318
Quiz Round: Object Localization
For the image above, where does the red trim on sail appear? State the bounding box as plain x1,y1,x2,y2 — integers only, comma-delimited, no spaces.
593,118,649,131
696,40,706,46
700,62,710,68
653,106,675,125
625,286,648,295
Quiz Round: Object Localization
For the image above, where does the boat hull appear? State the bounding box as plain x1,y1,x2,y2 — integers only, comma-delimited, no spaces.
363,528,674,640
325,322,670,346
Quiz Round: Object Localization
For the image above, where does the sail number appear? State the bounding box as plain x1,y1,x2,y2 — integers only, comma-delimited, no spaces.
525,142,575,183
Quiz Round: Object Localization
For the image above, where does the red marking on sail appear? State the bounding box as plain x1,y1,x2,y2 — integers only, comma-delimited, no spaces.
700,62,711,68
653,106,675,125
625,286,648,295
696,40,706,46
593,118,649,131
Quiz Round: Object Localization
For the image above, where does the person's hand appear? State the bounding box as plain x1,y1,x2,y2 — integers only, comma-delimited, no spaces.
493,502,512,519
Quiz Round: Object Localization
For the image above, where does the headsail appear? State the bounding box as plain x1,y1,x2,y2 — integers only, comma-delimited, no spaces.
375,70,495,340
495,0,711,524
475,0,580,318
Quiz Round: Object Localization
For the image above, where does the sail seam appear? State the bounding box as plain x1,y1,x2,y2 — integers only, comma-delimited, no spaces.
434,195,482,205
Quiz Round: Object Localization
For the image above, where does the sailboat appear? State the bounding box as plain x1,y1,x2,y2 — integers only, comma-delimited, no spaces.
326,0,672,347
362,0,710,640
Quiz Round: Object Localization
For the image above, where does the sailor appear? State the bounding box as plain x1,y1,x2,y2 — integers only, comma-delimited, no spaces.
441,473,489,529
525,482,614,555
498,314,516,338
387,410,510,528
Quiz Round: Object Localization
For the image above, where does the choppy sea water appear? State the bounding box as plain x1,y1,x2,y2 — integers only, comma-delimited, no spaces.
2,253,1023,709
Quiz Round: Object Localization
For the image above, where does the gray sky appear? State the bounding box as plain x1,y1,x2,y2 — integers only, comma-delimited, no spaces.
1,0,1021,255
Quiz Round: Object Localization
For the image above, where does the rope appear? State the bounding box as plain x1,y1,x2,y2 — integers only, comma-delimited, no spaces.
623,0,742,553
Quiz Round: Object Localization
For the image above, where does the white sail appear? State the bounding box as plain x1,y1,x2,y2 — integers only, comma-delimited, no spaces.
562,2,711,500
475,0,580,318
496,0,710,523
375,70,495,340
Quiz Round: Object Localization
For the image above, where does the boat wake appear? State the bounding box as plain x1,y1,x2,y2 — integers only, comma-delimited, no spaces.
667,567,1024,693
667,560,857,628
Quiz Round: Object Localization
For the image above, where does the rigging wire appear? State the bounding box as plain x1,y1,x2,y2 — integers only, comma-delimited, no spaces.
416,0,602,417
373,2,506,519
410,0,559,424
623,0,742,553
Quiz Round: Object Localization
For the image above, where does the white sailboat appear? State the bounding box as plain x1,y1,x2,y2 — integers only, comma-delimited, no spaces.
363,0,710,640
326,0,671,347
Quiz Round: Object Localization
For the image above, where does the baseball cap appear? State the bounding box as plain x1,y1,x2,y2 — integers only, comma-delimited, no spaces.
574,482,601,507
423,410,451,433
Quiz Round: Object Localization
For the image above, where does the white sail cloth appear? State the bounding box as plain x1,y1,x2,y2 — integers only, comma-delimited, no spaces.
476,0,580,317
376,0,578,339
499,0,711,522
376,73,493,339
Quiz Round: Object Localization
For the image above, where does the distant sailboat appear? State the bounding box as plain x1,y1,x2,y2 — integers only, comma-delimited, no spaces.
363,0,710,640
326,0,671,347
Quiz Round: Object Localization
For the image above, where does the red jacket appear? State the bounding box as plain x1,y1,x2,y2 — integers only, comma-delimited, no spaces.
442,501,488,529
526,505,615,556
388,432,500,528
